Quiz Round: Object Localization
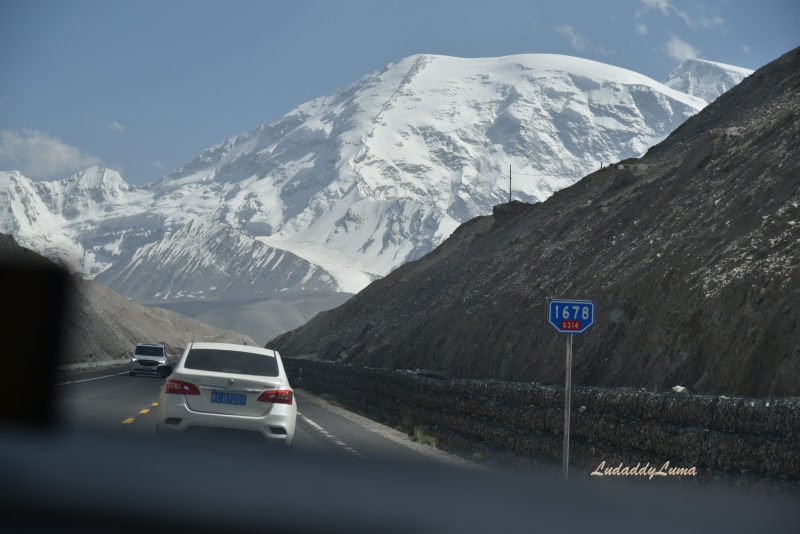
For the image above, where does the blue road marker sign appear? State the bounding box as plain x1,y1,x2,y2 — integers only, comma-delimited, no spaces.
547,299,596,334
547,298,596,480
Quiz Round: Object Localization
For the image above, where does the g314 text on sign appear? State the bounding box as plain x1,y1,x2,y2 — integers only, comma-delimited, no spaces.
547,300,596,334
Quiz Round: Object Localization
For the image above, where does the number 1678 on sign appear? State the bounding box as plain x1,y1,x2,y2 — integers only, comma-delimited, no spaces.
547,300,596,334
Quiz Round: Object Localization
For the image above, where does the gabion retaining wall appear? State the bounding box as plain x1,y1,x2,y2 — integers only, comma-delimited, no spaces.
283,359,800,480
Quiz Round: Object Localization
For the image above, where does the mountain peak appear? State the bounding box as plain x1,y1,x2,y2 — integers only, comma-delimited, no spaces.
662,58,754,104
62,166,131,192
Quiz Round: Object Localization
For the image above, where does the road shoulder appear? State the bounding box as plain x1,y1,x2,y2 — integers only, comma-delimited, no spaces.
295,389,485,470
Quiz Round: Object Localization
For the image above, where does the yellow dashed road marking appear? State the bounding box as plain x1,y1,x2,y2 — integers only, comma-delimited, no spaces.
119,400,159,428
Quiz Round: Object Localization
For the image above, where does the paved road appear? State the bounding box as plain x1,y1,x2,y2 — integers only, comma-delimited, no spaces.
54,364,442,464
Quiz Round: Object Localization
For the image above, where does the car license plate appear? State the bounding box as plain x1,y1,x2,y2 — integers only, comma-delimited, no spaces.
142,367,153,372
210,391,247,406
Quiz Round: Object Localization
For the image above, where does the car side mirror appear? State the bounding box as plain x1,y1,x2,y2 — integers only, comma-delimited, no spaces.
157,365,173,378
288,377,302,389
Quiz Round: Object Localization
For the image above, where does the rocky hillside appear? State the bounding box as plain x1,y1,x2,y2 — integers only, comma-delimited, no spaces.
268,47,800,397
0,233,256,366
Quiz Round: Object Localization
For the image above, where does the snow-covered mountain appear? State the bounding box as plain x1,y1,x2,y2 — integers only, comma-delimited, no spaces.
2,53,720,300
0,167,157,273
662,58,753,104
96,212,337,300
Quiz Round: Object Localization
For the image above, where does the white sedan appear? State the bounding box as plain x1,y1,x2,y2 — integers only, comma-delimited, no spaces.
155,342,297,445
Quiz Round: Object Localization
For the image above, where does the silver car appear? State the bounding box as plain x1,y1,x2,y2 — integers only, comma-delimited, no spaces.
155,342,298,445
130,343,168,376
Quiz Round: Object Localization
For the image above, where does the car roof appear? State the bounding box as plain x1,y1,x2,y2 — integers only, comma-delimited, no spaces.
188,342,277,357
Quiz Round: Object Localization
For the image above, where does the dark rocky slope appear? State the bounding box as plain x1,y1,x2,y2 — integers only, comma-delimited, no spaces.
269,47,800,397
1,233,255,366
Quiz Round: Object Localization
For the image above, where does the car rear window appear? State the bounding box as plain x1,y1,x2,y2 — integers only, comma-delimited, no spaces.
135,346,165,356
184,349,279,377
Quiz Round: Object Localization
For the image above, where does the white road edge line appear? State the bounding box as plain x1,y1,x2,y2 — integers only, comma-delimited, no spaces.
55,371,128,386
295,390,486,470
299,415,364,458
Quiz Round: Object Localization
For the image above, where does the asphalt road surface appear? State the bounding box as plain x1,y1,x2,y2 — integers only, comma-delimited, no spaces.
54,364,445,464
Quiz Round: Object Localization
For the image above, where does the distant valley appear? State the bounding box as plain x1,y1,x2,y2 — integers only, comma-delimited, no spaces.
144,291,353,346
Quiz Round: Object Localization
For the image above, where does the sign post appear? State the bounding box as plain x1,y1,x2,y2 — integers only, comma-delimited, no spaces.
547,299,596,480
563,332,572,480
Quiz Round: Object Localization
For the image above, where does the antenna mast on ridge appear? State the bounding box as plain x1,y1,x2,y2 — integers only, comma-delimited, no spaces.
81,231,87,278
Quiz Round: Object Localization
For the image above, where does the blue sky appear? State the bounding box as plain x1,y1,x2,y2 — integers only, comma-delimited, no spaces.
1,0,797,185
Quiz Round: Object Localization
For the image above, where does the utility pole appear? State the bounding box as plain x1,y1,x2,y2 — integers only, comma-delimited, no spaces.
509,165,512,203
81,231,87,278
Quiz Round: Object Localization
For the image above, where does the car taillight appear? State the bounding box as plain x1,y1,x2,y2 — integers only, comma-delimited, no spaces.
257,389,293,405
165,379,200,395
